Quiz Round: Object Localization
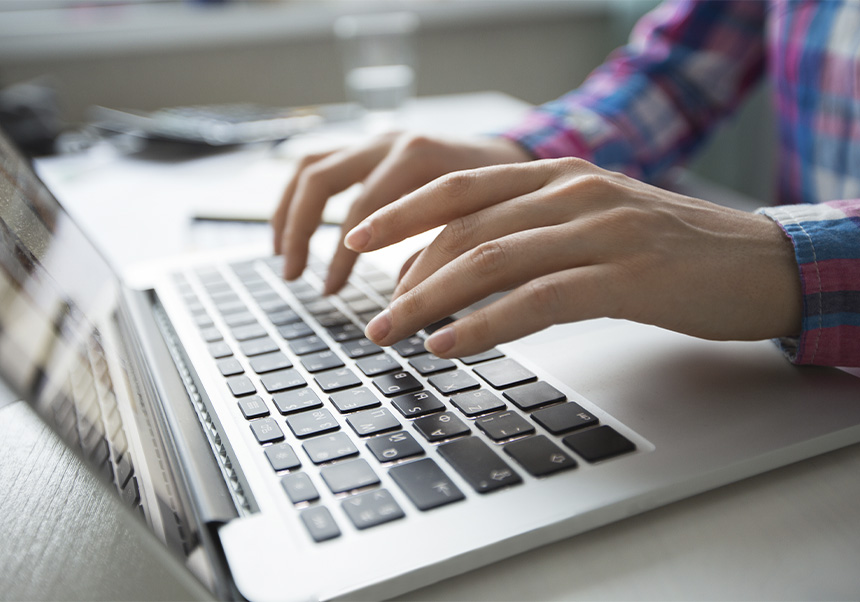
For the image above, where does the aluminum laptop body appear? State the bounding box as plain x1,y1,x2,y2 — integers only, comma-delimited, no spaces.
2,127,860,602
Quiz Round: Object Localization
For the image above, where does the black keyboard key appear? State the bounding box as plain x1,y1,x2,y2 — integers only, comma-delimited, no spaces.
342,489,404,529
237,395,269,419
258,298,291,314
413,411,470,442
390,390,445,418
389,458,465,510
286,408,339,439
503,381,566,411
231,323,268,341
473,358,537,389
408,353,456,375
281,472,319,504
423,316,455,335
289,335,329,356
317,312,351,329
475,411,535,441
341,337,383,359
300,350,345,373
305,298,337,315
320,458,380,494
438,437,522,493
504,435,576,476
300,506,341,542
372,371,423,397
532,402,598,435
224,311,257,328
250,417,284,444
327,323,364,342
428,370,480,395
563,426,636,462
216,357,244,377
355,353,401,376
273,388,322,415
267,308,301,326
459,348,504,365
391,335,426,357
207,341,233,359
302,432,359,464
365,431,424,463
314,367,361,393
329,387,381,413
278,321,315,340
227,375,256,397
259,368,306,393
265,442,301,472
248,351,292,374
450,389,506,417
239,336,279,357
346,407,401,437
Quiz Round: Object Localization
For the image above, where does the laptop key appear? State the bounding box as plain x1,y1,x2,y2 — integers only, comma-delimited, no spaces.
365,431,424,463
278,321,315,340
227,375,256,397
389,458,465,510
391,335,426,358
250,417,284,444
260,369,306,393
200,326,223,343
238,395,269,419
355,353,401,376
474,358,537,389
281,472,319,504
216,357,244,377
438,437,522,494
239,336,279,357
390,390,445,418
320,458,380,494
207,341,233,359
373,371,423,397
223,311,256,328
300,506,341,542
302,432,359,465
300,350,345,373
248,351,292,374
458,348,504,365
408,353,456,376
330,387,381,413
231,323,267,341
532,402,598,435
475,411,535,441
265,441,301,472
346,407,401,437
267,308,301,326
286,408,339,439
314,367,361,393
563,426,636,462
450,389,506,417
428,370,480,396
273,388,322,415
342,489,405,530
327,322,364,342
289,335,329,356
503,381,566,411
504,435,576,476
340,337,383,359
413,411,470,442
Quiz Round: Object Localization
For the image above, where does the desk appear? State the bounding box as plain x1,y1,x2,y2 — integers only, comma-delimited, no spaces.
4,93,860,601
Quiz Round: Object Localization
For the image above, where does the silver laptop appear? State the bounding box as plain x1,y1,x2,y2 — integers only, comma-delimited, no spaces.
3,126,860,601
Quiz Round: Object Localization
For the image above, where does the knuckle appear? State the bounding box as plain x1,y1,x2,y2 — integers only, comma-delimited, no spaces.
525,277,564,320
434,170,477,199
465,309,493,342
397,133,436,155
395,287,427,320
468,240,508,278
436,215,476,257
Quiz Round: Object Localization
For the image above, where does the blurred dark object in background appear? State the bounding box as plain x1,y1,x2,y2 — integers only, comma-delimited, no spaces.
0,79,63,157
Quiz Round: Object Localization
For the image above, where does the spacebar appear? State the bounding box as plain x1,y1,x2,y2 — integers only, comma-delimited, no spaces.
437,437,522,493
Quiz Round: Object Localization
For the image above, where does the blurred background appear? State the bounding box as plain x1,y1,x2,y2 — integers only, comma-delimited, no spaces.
0,0,774,201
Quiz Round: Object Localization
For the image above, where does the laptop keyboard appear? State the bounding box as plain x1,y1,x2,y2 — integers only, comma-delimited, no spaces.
174,255,636,542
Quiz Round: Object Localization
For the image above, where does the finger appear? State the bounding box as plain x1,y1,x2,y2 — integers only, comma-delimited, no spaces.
398,248,423,283
344,161,555,254
272,151,333,255
366,225,587,345
424,265,616,358
282,140,394,280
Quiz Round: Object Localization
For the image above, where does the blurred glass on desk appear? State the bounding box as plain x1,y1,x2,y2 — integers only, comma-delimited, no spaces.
334,12,418,128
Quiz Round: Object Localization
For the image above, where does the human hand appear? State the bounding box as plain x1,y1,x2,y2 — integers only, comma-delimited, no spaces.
271,132,530,294
344,158,803,358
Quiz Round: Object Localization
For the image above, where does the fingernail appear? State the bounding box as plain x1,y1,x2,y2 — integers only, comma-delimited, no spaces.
425,327,456,356
365,309,391,342
345,222,371,252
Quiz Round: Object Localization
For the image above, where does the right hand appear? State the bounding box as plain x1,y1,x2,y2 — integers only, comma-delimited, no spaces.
271,132,531,294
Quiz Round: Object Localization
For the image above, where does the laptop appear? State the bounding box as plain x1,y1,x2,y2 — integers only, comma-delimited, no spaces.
2,125,860,601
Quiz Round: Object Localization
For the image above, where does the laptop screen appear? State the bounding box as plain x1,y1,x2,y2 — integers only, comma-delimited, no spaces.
0,128,119,415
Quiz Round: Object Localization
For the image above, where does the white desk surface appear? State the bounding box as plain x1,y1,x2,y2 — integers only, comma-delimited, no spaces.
5,93,860,601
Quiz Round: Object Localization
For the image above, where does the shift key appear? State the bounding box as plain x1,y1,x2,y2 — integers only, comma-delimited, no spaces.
437,437,522,494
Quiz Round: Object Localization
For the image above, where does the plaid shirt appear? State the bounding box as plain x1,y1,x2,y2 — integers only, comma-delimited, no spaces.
504,0,860,367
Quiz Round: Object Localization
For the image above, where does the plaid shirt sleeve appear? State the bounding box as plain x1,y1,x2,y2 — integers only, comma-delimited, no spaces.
502,0,766,182
759,202,860,367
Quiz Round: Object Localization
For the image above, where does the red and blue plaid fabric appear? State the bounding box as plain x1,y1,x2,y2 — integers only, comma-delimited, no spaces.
503,0,860,367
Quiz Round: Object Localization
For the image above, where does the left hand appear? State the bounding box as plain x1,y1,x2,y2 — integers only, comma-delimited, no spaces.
343,157,803,358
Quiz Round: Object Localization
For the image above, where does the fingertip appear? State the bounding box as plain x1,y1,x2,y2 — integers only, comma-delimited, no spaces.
344,222,371,252
425,327,456,356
